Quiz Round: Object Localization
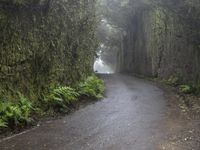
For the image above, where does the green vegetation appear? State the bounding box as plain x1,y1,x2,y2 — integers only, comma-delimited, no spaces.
78,76,105,99
0,0,97,102
161,77,197,95
0,93,33,129
161,76,180,87
45,86,79,113
0,76,105,130
0,119,7,128
98,0,200,96
160,76,197,94
0,0,104,131
179,85,193,94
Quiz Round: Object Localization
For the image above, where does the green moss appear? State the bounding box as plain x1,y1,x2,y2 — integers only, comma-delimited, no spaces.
0,0,97,101
0,0,99,131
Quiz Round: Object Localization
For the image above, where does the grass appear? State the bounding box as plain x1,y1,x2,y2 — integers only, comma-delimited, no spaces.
155,75,200,97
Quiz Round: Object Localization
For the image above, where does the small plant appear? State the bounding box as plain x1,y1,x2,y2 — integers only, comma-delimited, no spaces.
17,92,33,122
164,76,180,86
78,76,105,99
0,102,22,128
0,119,7,128
45,86,79,112
168,76,179,86
0,93,33,129
179,85,193,94
4,104,23,127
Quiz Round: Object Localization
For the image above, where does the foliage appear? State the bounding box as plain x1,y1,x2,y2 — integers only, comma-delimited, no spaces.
0,0,98,101
0,93,33,129
17,92,34,120
0,0,105,131
179,85,193,94
45,86,79,113
0,75,105,130
150,0,200,48
165,76,180,86
78,75,105,99
0,119,7,128
44,76,105,113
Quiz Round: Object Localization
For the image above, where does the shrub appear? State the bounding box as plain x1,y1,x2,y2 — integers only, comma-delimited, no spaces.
0,119,7,128
0,76,105,129
45,86,79,113
0,93,33,129
161,76,180,86
78,76,105,99
179,85,193,94
17,93,34,122
167,76,180,86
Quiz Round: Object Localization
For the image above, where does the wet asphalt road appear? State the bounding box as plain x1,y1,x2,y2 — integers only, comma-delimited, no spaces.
0,74,167,150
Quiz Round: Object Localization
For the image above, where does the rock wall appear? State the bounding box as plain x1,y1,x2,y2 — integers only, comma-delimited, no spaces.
122,6,200,87
0,0,97,98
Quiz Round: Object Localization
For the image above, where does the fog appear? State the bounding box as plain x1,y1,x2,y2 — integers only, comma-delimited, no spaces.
94,0,133,74
93,58,114,74
94,0,200,74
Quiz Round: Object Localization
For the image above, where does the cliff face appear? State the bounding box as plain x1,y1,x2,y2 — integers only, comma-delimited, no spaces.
122,5,200,86
0,0,97,98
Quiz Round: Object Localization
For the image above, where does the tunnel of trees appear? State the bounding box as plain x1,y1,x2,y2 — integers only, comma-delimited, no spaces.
98,0,200,93
0,0,199,101
0,0,200,129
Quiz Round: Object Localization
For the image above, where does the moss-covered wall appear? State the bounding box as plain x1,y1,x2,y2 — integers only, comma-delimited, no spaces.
122,2,200,88
0,0,97,99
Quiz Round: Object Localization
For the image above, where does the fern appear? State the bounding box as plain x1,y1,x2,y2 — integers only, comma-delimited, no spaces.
179,85,193,94
0,93,33,128
52,87,79,104
0,118,7,128
45,86,79,112
17,92,33,122
78,76,105,99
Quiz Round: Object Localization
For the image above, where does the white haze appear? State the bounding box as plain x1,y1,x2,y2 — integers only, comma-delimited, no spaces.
93,58,114,74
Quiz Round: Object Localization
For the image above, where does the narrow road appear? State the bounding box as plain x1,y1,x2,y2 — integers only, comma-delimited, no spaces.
0,74,167,150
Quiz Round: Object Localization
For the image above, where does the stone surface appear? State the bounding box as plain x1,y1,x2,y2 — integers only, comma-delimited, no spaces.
122,6,200,85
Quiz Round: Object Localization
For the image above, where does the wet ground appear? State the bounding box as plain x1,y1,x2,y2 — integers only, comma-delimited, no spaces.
0,74,189,150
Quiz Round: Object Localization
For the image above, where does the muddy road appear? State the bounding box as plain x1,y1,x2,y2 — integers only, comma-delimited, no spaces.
0,74,168,150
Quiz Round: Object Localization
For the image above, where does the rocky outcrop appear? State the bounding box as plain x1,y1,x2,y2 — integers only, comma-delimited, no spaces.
122,5,200,87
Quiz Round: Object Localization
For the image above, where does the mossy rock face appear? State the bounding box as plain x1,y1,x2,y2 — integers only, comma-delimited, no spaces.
0,0,98,100
121,0,200,88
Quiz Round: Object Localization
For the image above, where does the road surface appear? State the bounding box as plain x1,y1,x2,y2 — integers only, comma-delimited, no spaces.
0,74,167,150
